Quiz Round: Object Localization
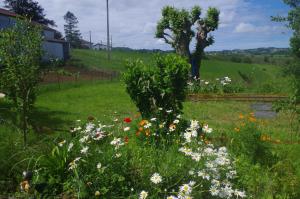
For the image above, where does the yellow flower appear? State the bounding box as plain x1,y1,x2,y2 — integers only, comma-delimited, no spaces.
260,135,267,141
248,116,256,122
95,191,101,197
145,129,151,137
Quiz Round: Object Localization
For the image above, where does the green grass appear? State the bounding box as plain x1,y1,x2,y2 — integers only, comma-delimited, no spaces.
36,81,250,129
0,80,288,133
70,49,156,72
70,49,291,94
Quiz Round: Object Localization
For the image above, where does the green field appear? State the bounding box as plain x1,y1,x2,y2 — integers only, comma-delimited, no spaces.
70,49,291,93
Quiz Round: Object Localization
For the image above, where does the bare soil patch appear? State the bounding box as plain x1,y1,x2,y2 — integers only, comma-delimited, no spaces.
41,66,119,84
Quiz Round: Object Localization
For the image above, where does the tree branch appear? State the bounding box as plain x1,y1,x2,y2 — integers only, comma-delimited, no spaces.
163,32,174,41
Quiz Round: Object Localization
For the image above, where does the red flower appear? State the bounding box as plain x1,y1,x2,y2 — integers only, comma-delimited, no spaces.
123,117,132,123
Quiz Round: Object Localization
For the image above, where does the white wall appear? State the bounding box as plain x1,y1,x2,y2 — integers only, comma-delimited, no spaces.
42,41,64,60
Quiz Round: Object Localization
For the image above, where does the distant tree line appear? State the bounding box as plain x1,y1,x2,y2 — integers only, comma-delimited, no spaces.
206,53,293,66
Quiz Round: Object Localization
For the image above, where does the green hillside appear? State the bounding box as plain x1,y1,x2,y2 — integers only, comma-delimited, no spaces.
70,49,291,93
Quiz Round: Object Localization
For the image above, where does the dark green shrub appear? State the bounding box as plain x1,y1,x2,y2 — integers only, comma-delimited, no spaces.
123,54,190,122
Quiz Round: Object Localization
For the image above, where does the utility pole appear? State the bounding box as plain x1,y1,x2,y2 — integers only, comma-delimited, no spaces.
110,35,112,51
106,0,110,60
89,31,92,49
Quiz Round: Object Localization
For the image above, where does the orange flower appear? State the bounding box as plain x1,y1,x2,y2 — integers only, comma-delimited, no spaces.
139,127,144,132
139,120,148,126
239,114,244,119
134,112,141,118
124,136,129,144
205,140,210,145
169,124,176,131
136,131,141,137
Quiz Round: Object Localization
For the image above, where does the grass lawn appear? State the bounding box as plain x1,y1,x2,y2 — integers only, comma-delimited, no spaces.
8,80,292,137
35,81,251,129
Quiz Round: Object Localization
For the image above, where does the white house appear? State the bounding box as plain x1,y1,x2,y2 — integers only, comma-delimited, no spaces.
0,8,69,61
93,42,108,50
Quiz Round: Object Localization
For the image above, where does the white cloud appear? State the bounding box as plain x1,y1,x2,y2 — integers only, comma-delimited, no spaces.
234,22,257,33
234,22,287,34
156,38,165,45
0,0,290,50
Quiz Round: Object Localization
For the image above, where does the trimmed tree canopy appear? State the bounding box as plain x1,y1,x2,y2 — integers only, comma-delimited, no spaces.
156,6,219,78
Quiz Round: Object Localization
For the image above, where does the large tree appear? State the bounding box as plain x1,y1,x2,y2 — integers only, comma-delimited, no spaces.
4,0,55,26
156,6,220,78
273,0,300,103
64,11,82,49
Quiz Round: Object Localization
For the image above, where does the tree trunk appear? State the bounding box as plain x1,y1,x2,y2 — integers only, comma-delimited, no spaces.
192,51,203,79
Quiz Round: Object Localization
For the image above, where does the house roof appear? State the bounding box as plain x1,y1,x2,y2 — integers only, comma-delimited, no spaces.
0,8,17,17
94,43,106,46
46,39,68,43
0,7,57,32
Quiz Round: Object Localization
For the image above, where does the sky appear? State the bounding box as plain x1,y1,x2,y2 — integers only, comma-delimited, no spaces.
0,0,293,51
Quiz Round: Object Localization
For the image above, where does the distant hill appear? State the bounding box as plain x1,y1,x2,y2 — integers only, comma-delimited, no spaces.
207,47,290,56
113,47,174,54
112,47,290,56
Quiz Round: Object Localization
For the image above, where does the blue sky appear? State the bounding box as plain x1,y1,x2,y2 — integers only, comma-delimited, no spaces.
0,0,293,50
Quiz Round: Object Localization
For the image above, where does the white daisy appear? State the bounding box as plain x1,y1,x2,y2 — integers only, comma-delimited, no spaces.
139,190,148,199
67,142,74,152
150,173,162,184
123,127,130,131
80,146,89,154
